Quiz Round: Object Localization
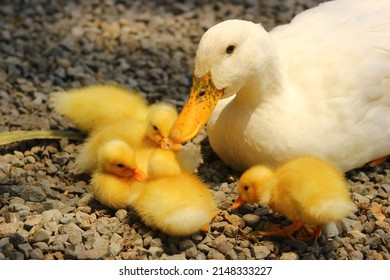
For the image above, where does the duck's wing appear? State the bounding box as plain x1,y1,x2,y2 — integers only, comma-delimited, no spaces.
270,0,390,171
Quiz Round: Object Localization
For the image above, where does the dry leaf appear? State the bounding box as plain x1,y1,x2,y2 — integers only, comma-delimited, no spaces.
0,130,85,145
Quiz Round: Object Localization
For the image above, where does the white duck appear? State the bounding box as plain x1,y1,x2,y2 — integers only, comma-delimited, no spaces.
167,0,390,172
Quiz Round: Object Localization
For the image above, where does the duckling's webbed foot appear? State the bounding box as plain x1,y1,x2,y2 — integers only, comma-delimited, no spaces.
256,220,304,240
200,209,223,233
296,224,323,241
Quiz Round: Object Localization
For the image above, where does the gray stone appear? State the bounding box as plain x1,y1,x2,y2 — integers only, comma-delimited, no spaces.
31,229,51,243
75,210,90,223
18,243,33,258
115,209,128,222
76,193,95,206
9,251,24,260
24,214,43,229
149,246,164,259
179,239,196,251
10,232,27,245
347,230,366,244
8,204,30,217
280,252,299,260
67,244,86,260
195,252,207,260
225,249,238,260
77,247,110,260
0,223,19,238
109,233,123,256
30,248,45,260
350,250,364,260
93,235,110,250
2,243,14,257
323,222,339,239
42,209,63,223
53,234,69,246
149,238,163,248
242,214,261,227
33,242,49,252
21,187,46,202
197,243,211,254
68,229,82,245
59,217,74,224
214,236,234,255
207,249,225,260
251,245,271,259
285,239,308,252
164,253,187,260
0,237,10,250
352,193,370,208
96,223,112,235
223,224,238,238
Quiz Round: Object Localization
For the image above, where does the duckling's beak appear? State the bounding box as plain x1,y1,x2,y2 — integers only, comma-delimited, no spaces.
161,137,182,151
133,169,148,181
168,72,224,144
231,197,246,210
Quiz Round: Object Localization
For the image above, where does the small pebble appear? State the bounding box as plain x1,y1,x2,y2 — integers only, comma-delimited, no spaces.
31,229,51,243
207,249,225,260
242,214,261,228
251,245,271,259
280,252,299,260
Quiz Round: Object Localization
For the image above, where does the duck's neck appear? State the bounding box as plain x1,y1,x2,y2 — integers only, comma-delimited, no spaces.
235,52,287,107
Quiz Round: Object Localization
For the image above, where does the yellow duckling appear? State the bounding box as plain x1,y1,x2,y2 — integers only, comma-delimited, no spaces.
132,173,217,236
90,140,216,236
145,103,178,145
147,148,202,177
75,102,187,174
76,118,150,173
52,84,148,133
90,140,148,209
232,156,357,241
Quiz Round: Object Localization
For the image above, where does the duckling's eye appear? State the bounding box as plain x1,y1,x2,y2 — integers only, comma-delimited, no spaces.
152,125,158,131
116,163,125,169
243,185,249,192
225,44,236,54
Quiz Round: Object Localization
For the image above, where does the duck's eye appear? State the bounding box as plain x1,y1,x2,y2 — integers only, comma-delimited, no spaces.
243,185,249,192
225,44,236,54
116,163,125,169
198,88,206,98
152,125,158,131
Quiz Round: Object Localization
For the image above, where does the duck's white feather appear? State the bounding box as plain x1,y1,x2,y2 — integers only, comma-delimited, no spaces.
206,0,390,171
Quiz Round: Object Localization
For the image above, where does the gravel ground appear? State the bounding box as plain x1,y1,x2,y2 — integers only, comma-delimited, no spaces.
1,0,389,260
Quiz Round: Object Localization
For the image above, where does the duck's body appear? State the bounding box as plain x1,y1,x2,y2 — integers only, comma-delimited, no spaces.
169,0,390,172
232,156,357,240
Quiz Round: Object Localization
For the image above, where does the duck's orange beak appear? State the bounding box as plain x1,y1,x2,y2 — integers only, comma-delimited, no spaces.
168,72,224,145
231,196,246,210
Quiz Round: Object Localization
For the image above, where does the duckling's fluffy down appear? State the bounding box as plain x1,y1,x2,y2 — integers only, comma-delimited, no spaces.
133,173,216,236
